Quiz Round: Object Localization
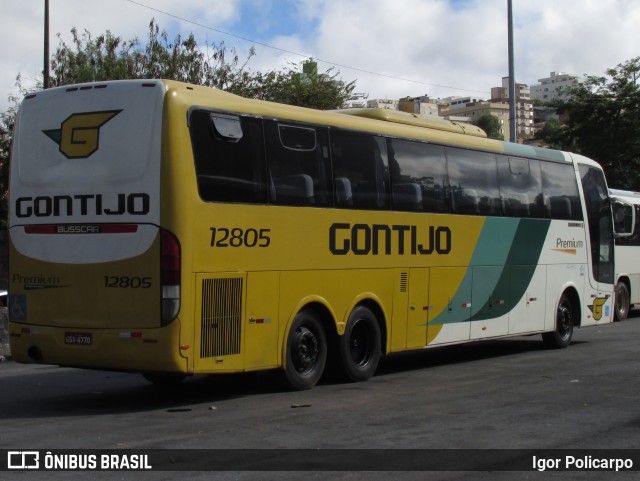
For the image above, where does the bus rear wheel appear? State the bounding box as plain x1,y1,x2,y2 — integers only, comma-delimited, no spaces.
284,310,327,390
614,282,630,321
543,293,574,349
339,306,381,382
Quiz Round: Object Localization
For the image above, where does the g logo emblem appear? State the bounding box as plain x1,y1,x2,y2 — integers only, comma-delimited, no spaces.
589,296,610,321
43,110,121,159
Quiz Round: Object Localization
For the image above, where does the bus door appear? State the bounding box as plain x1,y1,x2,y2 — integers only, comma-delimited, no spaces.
578,163,615,321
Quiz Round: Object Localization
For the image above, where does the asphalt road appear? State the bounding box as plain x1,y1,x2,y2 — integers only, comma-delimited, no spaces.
1,314,640,481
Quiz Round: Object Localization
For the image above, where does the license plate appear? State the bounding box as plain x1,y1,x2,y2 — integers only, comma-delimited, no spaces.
64,332,92,345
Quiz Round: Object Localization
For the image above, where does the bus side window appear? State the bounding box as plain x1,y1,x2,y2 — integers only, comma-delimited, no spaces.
497,155,544,218
190,111,267,204
447,147,500,216
331,130,390,210
540,162,583,220
388,139,449,213
265,121,332,207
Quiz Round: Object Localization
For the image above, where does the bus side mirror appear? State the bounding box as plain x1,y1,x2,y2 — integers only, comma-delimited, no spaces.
612,198,635,237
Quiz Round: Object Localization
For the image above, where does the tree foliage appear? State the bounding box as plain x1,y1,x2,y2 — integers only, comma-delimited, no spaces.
0,103,16,224
0,21,357,226
472,114,504,140
230,60,355,110
49,21,255,90
534,118,563,149
539,57,640,190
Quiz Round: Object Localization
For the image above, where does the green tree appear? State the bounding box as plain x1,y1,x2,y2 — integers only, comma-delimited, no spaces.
472,114,504,140
534,118,564,149
49,20,254,90
0,108,13,226
554,57,640,189
229,59,356,110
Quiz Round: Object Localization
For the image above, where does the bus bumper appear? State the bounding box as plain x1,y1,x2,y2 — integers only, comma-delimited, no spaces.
8,320,189,374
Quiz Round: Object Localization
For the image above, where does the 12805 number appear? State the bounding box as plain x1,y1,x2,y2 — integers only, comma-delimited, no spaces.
210,227,271,248
104,276,152,288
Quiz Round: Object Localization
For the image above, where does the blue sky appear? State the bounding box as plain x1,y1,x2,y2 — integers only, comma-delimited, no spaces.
2,0,640,112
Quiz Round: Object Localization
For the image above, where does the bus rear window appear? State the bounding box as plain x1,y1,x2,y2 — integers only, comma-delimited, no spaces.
190,110,267,204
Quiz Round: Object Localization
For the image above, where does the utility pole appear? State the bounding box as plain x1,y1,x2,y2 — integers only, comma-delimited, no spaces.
508,0,516,142
44,0,50,89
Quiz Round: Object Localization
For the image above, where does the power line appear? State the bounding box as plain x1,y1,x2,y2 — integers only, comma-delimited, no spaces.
124,0,488,95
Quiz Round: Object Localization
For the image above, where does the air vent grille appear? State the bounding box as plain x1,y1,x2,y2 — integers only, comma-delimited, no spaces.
400,273,408,292
200,277,243,358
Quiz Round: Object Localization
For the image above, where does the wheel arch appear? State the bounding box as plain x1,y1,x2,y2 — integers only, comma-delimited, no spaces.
280,293,389,366
560,285,582,327
616,275,631,293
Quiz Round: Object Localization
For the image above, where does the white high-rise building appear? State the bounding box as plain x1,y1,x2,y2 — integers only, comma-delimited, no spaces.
530,71,584,102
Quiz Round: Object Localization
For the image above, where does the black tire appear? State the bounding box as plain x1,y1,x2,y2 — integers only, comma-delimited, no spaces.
614,282,630,321
542,293,574,349
338,306,381,382
284,310,327,390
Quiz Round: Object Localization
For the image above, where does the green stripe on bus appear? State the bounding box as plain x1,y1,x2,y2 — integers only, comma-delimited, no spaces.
500,142,566,163
429,217,551,326
471,218,551,321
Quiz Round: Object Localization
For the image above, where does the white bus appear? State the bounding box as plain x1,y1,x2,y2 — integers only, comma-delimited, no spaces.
610,188,640,320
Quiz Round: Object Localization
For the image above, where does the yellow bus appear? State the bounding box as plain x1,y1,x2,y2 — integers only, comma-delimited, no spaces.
8,80,621,389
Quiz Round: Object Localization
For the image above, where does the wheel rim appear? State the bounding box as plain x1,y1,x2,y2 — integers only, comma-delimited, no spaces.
350,320,372,367
557,300,573,340
292,326,319,374
617,288,629,317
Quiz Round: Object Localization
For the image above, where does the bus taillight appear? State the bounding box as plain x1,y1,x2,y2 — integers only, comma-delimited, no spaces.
161,229,181,326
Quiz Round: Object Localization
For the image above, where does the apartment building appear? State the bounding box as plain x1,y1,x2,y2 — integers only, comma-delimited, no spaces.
530,71,584,102
367,98,398,110
397,95,440,117
490,77,535,138
439,100,511,140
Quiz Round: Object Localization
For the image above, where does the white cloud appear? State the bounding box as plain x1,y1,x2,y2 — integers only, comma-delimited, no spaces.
0,0,242,110
2,0,639,112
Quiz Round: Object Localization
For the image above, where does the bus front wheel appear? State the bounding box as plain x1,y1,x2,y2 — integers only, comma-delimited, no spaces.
614,282,630,321
284,310,327,390
339,306,381,382
543,293,574,349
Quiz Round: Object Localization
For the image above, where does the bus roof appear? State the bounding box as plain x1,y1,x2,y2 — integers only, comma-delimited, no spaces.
334,108,488,138
610,188,640,203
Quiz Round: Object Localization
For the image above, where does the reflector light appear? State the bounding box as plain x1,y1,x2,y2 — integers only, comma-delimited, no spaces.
161,229,181,326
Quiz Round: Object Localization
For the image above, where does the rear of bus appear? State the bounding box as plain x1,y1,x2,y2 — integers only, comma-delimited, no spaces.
8,80,183,373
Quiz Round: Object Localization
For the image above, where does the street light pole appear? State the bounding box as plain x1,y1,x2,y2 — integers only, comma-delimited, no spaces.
508,0,516,142
44,0,50,89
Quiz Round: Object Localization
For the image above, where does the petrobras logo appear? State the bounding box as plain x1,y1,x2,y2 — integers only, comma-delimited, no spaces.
43,110,121,159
